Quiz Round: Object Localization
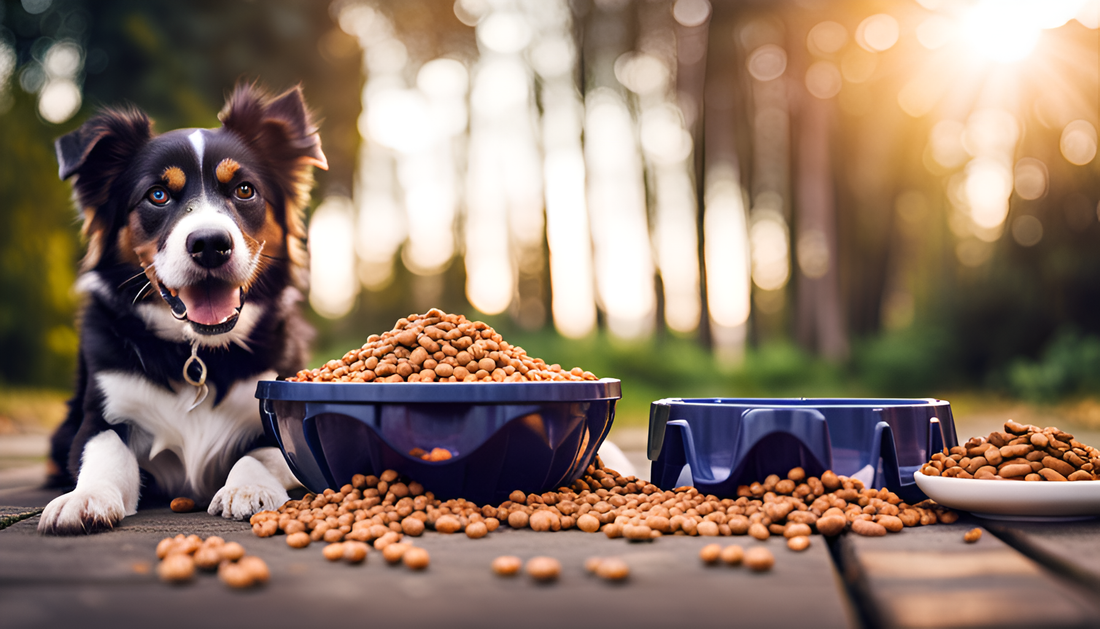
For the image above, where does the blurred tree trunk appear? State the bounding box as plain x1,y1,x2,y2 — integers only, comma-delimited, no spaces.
793,93,849,360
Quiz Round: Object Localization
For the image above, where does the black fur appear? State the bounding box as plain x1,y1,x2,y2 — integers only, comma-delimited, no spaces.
47,85,323,495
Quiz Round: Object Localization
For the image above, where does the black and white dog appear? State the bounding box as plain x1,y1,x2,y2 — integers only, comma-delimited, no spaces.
39,84,325,534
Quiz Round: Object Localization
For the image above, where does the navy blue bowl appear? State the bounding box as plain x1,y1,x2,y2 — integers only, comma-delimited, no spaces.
257,379,621,504
648,398,957,502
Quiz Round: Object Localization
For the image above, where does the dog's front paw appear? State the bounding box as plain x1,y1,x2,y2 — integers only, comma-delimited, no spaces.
38,486,127,535
208,483,289,520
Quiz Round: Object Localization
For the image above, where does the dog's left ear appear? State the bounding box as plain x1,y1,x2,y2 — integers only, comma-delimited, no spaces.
219,84,328,171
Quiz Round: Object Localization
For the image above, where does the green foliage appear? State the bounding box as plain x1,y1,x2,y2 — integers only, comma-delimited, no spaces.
852,325,957,397
1007,331,1100,402
0,92,81,386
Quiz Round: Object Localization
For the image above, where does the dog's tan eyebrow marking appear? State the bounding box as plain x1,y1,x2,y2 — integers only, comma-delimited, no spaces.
161,166,186,192
216,158,241,184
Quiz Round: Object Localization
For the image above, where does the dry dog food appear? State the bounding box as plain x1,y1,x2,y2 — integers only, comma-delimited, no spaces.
288,308,598,383
403,547,431,570
787,536,811,552
720,544,745,565
699,543,722,564
154,534,268,589
745,547,775,572
526,556,561,582
964,528,982,543
170,497,195,513
595,557,630,581
492,555,523,576
922,421,1099,481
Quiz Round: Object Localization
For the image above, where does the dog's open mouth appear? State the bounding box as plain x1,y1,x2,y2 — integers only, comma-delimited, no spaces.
158,278,244,335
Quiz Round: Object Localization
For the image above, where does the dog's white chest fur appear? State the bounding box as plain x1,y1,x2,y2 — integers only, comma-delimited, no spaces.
95,370,274,499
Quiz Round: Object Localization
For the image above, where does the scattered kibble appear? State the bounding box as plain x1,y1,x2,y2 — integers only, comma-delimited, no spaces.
745,547,775,572
595,558,630,582
526,556,561,582
721,544,745,565
787,536,811,552
700,544,722,564
403,547,430,570
492,555,523,576
154,535,267,589
170,497,195,513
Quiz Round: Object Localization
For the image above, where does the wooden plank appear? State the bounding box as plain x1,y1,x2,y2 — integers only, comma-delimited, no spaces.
832,521,1100,628
981,519,1100,589
0,507,855,629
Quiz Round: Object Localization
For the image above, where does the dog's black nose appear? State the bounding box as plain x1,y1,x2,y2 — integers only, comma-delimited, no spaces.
186,229,233,269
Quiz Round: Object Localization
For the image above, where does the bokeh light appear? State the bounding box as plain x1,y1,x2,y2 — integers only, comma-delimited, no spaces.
1011,215,1043,247
747,44,787,81
309,196,359,319
805,61,842,99
856,14,899,52
1060,120,1098,165
1014,158,1048,200
807,21,847,55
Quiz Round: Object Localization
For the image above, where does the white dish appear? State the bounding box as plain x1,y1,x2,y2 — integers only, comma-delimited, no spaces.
913,471,1100,520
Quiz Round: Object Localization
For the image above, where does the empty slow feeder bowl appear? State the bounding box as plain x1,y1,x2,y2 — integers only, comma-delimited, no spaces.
257,379,621,505
648,398,957,502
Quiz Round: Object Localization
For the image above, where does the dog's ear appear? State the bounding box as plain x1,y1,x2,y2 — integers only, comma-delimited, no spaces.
219,84,327,276
219,83,327,171
55,107,153,270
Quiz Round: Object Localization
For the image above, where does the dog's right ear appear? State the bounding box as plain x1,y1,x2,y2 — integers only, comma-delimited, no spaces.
55,107,153,270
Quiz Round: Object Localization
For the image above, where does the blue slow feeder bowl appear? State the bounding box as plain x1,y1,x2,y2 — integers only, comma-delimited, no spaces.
648,398,957,503
257,379,621,505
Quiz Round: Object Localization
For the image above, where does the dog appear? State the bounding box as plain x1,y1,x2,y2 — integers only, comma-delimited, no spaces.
39,84,325,534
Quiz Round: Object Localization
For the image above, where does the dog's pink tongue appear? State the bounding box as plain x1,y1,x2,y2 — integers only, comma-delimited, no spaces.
178,281,240,326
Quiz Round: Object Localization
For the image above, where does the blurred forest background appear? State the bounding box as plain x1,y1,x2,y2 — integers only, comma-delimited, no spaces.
2,0,1100,429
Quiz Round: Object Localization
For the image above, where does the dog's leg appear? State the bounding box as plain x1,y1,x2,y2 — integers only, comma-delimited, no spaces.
208,447,298,520
38,430,140,535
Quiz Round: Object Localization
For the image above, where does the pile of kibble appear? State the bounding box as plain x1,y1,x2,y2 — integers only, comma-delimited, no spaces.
250,461,957,558
155,534,269,588
287,308,598,383
921,420,1099,481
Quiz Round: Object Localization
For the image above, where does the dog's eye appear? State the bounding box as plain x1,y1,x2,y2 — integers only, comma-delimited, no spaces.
148,187,170,206
235,183,255,200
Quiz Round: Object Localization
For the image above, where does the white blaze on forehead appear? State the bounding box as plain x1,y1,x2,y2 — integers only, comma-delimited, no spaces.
188,129,206,166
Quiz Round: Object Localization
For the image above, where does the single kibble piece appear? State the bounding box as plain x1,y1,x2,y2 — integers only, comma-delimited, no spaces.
697,521,720,537
851,519,887,537
220,542,246,562
720,545,745,566
343,541,369,564
403,547,430,570
286,532,311,549
435,515,461,534
745,548,775,572
699,544,722,564
252,520,277,538
596,558,630,581
156,537,176,560
526,556,561,582
964,528,982,543
170,497,195,513
492,555,523,576
238,555,270,584
158,553,195,583
218,561,255,589
383,542,410,564
466,521,488,539
323,542,346,562
193,546,222,571
507,511,529,529
402,517,425,536
787,536,811,552
577,513,601,533
749,522,770,540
